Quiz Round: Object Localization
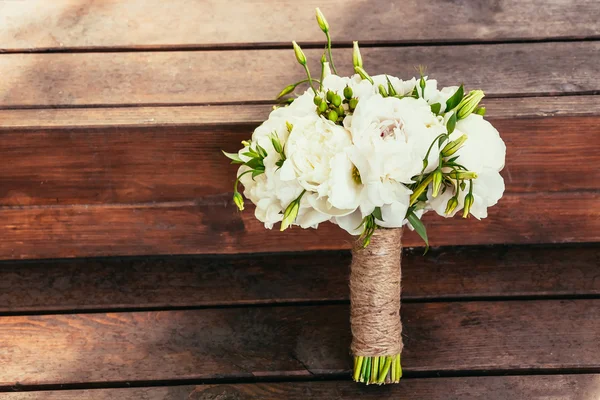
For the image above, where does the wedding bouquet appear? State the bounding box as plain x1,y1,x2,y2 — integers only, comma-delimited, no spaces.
223,9,506,385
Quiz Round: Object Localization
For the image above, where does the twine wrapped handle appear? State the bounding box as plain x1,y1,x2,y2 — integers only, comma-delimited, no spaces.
350,228,403,384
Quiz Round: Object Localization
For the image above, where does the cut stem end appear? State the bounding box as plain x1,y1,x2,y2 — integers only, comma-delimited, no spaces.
352,355,402,384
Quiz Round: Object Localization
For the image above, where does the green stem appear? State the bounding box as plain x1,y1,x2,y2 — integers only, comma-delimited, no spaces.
353,356,364,382
325,32,337,74
378,357,392,384
234,169,254,193
303,65,317,93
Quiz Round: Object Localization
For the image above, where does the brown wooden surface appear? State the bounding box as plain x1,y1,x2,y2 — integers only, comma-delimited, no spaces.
2,0,599,51
0,191,597,260
2,96,600,129
1,42,599,107
0,244,597,313
5,375,600,400
1,300,599,387
0,115,595,207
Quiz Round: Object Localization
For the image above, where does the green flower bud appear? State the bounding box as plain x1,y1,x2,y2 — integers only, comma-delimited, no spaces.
352,41,363,68
378,84,388,97
354,66,373,84
475,107,486,116
463,193,474,218
292,41,306,66
326,90,334,103
276,83,296,99
456,90,485,120
449,171,478,180
271,134,283,154
327,109,339,122
280,199,300,231
241,140,251,147
331,93,342,107
233,192,244,211
349,98,358,110
315,8,329,33
318,101,328,113
431,170,443,197
441,134,467,157
344,86,353,100
336,105,345,116
285,121,294,132
445,196,459,215
314,95,322,106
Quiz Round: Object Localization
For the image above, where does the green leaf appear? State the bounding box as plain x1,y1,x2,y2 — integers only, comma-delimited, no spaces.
430,102,441,115
445,85,464,111
222,150,243,164
372,207,383,221
385,75,397,96
245,158,264,169
251,169,264,179
242,150,258,159
410,86,419,99
447,156,459,163
446,113,457,134
407,209,429,252
256,144,268,158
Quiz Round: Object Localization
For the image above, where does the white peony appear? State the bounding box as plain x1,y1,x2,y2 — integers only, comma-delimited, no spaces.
428,114,506,219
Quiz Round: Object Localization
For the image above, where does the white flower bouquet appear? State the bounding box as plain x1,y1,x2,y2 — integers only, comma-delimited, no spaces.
223,9,506,385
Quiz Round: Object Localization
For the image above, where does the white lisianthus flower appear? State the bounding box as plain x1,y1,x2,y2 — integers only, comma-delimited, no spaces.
341,94,446,224
428,114,506,219
279,114,357,216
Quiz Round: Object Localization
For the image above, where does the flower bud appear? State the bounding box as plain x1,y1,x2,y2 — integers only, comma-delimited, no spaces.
445,196,459,215
336,105,345,116
314,95,322,106
475,107,486,116
349,98,358,110
463,193,474,218
233,192,244,211
241,140,251,147
326,90,334,103
318,101,328,113
331,93,342,107
270,135,283,154
431,170,443,197
280,199,300,231
352,41,363,68
292,41,307,66
354,66,373,84
456,90,485,120
449,171,478,180
327,109,339,122
286,121,294,132
276,83,296,99
315,8,329,33
378,84,388,97
441,134,467,157
344,86,353,100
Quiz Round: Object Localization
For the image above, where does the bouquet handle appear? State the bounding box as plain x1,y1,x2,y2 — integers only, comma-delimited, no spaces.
350,228,403,384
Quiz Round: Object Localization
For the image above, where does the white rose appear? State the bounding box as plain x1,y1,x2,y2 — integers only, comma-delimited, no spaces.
428,114,506,219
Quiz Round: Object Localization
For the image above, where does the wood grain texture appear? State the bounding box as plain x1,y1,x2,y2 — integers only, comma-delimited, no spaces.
5,375,600,399
1,0,599,51
3,96,600,129
0,244,597,313
0,116,597,206
0,191,597,260
1,42,599,107
1,300,599,386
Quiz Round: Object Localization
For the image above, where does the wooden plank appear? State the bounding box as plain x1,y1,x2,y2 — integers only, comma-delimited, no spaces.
5,375,600,399
0,191,596,260
1,42,599,107
1,96,600,129
1,0,599,51
0,300,599,386
0,115,597,206
0,245,597,313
